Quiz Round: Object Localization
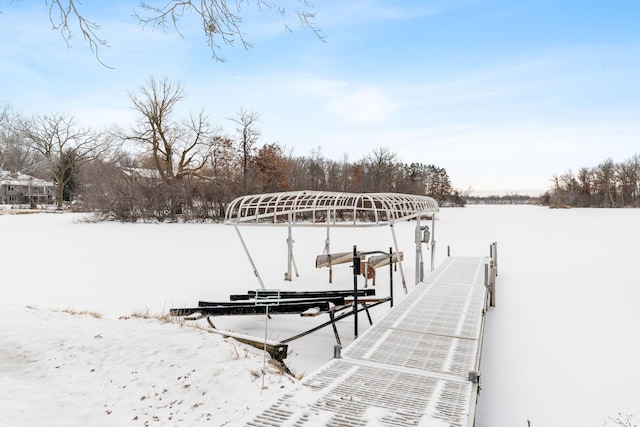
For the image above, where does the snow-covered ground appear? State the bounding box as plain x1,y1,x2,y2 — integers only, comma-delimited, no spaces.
1,205,638,426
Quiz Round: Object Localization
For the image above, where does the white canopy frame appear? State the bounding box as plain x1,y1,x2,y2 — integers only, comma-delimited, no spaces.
224,191,439,291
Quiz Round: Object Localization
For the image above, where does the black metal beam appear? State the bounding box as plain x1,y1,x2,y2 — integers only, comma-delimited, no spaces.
229,289,375,301
197,296,345,308
281,298,391,344
171,300,341,317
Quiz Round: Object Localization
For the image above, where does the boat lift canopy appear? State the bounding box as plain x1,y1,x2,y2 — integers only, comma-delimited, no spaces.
224,191,439,290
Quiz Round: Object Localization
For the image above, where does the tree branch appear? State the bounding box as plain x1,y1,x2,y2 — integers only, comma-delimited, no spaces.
47,0,113,68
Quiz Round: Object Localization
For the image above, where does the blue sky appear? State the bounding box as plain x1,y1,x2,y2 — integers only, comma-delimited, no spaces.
2,0,640,195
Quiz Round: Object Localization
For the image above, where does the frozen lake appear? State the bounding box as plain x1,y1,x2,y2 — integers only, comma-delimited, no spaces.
1,205,638,426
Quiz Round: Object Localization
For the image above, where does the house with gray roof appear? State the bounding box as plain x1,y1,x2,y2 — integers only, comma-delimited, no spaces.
0,170,55,205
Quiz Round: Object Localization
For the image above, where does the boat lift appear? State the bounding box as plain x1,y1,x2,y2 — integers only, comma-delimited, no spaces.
224,190,440,293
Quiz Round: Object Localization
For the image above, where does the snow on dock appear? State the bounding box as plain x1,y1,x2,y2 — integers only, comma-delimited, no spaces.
245,255,494,427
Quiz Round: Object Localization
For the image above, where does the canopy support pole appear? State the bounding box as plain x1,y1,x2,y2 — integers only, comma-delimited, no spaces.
324,216,333,283
285,214,299,281
390,224,407,294
234,225,266,290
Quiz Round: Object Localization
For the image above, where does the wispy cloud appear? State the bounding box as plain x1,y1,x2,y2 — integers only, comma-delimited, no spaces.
314,0,483,28
326,86,397,123
287,76,397,123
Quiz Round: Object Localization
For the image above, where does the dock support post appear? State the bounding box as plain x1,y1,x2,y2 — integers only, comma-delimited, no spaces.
333,344,342,359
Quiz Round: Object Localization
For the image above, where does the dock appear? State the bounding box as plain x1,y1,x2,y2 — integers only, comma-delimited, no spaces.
245,255,495,427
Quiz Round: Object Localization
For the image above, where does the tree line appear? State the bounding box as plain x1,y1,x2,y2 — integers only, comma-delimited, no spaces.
1,76,462,221
542,154,640,208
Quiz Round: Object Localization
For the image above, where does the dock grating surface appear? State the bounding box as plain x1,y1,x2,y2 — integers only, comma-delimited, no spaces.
245,256,491,427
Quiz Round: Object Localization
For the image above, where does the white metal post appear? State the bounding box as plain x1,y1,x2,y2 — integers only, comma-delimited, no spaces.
415,216,422,285
234,225,266,290
389,224,408,294
430,216,436,271
286,221,293,281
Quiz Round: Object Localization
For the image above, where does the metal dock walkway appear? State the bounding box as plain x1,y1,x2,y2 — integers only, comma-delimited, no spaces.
245,255,495,427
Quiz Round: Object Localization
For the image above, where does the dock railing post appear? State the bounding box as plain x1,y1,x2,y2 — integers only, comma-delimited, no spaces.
389,247,394,308
484,263,488,289
492,241,498,276
484,262,496,307
489,260,496,307
488,242,497,307
352,245,360,339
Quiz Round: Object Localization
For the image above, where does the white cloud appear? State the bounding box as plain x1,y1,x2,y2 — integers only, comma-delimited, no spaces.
327,86,397,123
292,77,397,123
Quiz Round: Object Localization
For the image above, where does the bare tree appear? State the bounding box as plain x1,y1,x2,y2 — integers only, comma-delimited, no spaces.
335,154,351,192
0,104,42,175
576,166,594,207
6,1,321,65
547,154,640,208
631,154,640,207
23,112,109,209
125,76,219,183
595,158,617,207
228,109,260,193
307,147,327,191
617,159,639,207
559,169,579,206
363,147,399,192
605,413,637,427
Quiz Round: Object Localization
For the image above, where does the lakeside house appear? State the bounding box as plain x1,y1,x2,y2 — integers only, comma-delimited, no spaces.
0,170,55,205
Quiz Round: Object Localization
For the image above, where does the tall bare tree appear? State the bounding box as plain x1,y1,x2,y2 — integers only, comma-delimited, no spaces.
363,147,398,192
0,104,41,175
23,113,108,208
307,147,328,191
595,158,617,207
617,159,639,207
229,109,260,193
576,167,593,207
125,76,219,183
